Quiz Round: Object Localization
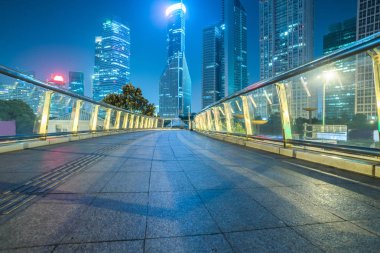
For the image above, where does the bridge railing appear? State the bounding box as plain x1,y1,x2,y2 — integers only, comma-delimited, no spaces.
0,66,162,141
194,33,380,156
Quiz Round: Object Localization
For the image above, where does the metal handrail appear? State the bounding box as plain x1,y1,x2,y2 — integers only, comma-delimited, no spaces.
200,32,380,113
0,65,155,119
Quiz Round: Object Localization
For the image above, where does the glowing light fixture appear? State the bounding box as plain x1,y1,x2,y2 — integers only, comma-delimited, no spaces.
166,3,187,16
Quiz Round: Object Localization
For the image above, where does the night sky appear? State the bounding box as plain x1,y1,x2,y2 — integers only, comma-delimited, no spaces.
0,0,357,113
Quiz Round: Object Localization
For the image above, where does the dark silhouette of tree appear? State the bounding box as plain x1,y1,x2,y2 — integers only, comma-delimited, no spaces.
0,99,36,134
103,84,156,116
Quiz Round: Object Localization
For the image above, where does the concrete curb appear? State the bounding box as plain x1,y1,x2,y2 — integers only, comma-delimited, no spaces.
198,131,380,178
0,129,162,154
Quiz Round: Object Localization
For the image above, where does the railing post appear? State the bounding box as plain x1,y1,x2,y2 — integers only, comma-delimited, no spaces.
71,99,82,133
223,102,233,133
368,49,380,136
276,83,292,146
135,116,140,128
90,105,99,132
206,110,213,131
213,107,221,132
155,118,158,128
129,114,135,129
202,113,207,131
104,108,112,131
241,96,253,136
161,119,165,128
114,111,122,130
38,90,54,135
144,118,149,129
140,117,145,129
122,113,129,129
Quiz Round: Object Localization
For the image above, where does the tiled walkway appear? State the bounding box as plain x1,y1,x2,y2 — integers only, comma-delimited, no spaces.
0,130,379,252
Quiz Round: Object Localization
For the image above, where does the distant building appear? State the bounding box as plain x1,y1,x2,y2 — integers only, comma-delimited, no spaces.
222,0,248,96
202,25,223,108
259,0,314,119
356,0,380,117
93,19,131,101
323,18,357,121
159,3,191,118
69,72,84,96
201,0,247,108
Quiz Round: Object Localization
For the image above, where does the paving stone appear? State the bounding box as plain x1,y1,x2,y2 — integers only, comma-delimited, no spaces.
63,193,148,242
146,191,219,238
120,158,151,172
294,221,380,253
151,161,182,172
226,227,324,253
53,240,143,253
198,189,285,232
145,234,233,253
52,172,114,193
102,172,150,193
0,246,54,253
352,219,380,236
149,172,194,192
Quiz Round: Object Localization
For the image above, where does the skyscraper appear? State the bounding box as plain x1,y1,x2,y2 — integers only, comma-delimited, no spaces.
259,0,314,119
93,19,131,101
69,72,84,96
356,0,380,117
222,0,248,96
202,25,223,108
323,18,357,121
159,3,191,118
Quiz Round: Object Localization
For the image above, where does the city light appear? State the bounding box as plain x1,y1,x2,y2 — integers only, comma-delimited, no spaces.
53,75,64,83
165,3,186,17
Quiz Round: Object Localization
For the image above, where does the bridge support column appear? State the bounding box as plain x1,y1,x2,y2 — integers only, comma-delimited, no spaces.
122,113,129,129
212,107,221,132
104,109,112,131
90,105,99,132
223,102,233,133
368,49,380,136
241,96,253,136
71,99,82,133
276,83,292,145
38,91,54,135
114,111,122,130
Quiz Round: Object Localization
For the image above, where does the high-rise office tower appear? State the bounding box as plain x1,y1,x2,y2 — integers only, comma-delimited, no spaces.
323,18,357,121
202,25,223,108
159,3,191,118
93,19,131,101
222,0,248,96
356,0,380,117
69,72,84,96
259,0,314,119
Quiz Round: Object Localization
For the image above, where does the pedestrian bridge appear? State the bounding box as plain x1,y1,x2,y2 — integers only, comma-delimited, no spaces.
0,33,380,252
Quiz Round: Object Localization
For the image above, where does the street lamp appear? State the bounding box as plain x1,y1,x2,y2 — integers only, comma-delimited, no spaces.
318,70,338,128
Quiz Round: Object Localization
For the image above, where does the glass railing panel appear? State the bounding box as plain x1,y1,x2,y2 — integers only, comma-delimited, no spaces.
218,105,227,132
78,101,93,132
0,75,46,138
48,93,76,134
229,97,246,134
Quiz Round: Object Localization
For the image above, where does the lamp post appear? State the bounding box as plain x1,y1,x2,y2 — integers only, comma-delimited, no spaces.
320,70,337,129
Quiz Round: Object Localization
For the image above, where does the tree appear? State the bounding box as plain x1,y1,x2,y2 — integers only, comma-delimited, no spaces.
0,99,36,134
103,84,156,116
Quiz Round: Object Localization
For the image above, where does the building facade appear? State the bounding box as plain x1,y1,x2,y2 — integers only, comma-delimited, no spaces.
202,25,223,108
69,72,84,96
323,18,357,121
356,0,380,117
259,0,314,119
222,0,248,96
159,3,191,118
93,19,131,101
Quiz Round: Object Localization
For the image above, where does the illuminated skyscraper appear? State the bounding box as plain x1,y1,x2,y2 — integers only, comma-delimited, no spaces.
259,0,314,119
323,18,356,121
202,25,223,108
222,0,248,96
159,3,191,118
69,72,84,96
93,19,131,101
356,0,380,117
